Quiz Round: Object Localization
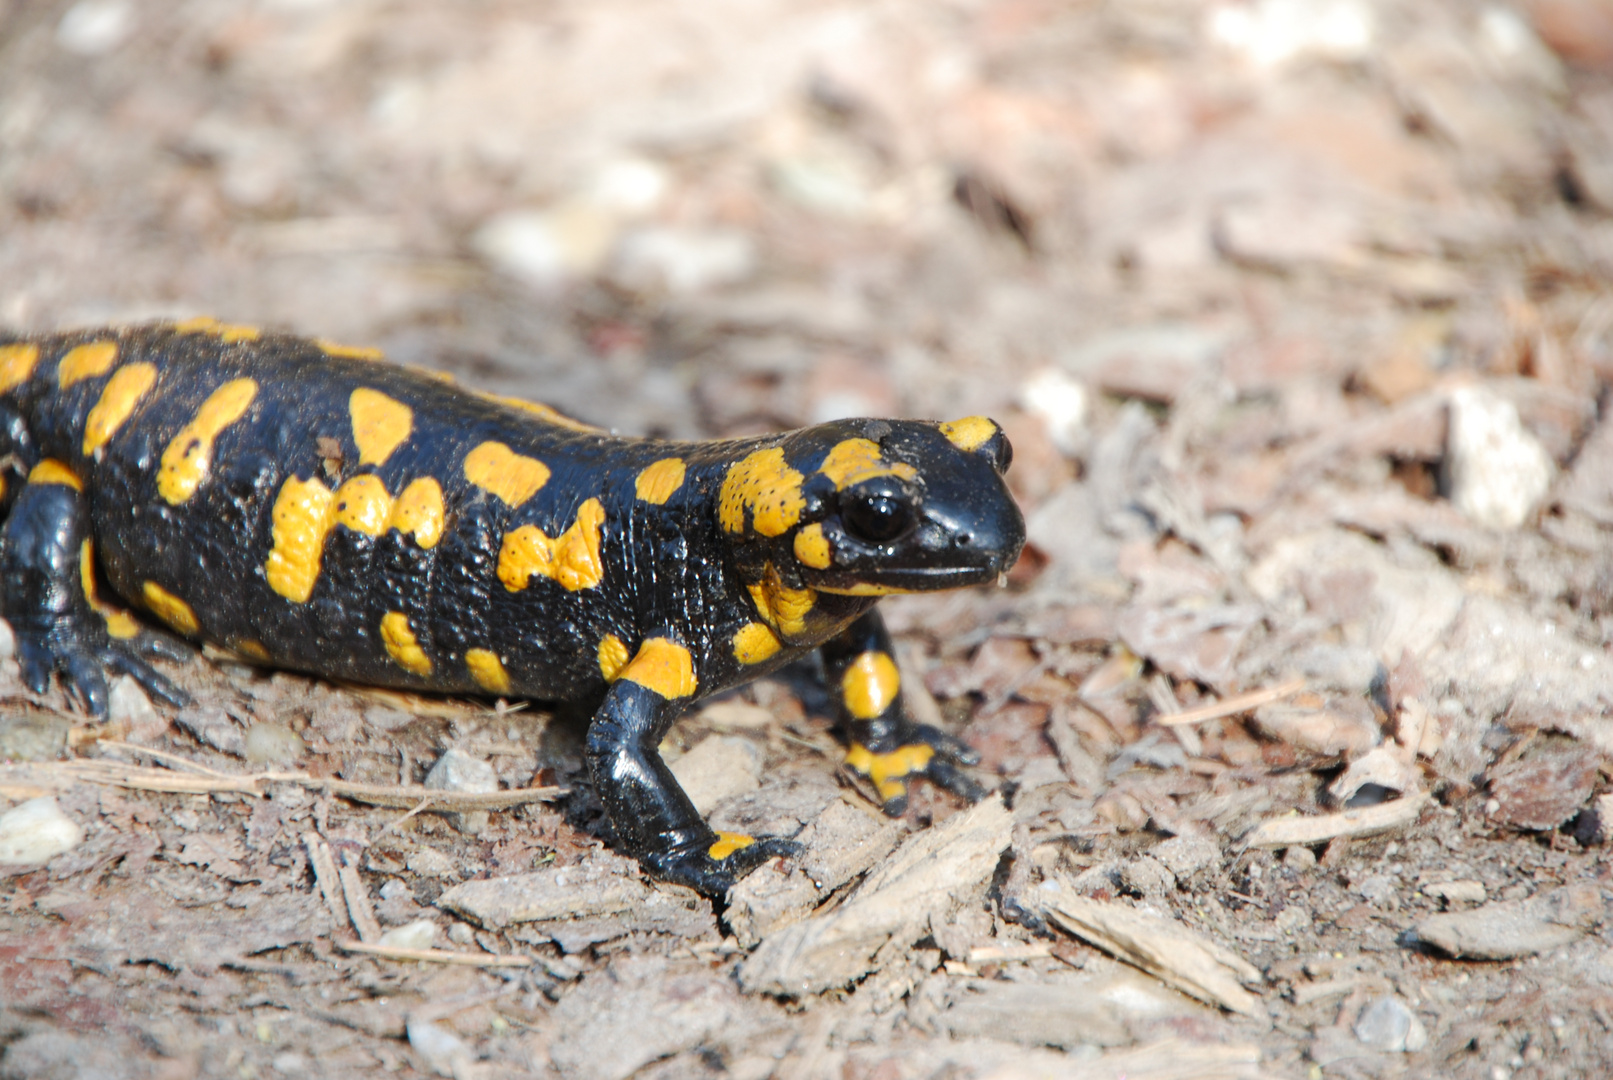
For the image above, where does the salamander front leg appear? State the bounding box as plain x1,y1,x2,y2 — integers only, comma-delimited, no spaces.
824,609,984,816
585,637,800,897
0,463,189,717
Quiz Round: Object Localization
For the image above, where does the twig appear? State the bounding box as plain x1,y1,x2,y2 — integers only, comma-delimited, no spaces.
304,832,347,927
1154,677,1306,727
1243,791,1430,848
334,939,532,968
337,852,382,944
375,797,437,840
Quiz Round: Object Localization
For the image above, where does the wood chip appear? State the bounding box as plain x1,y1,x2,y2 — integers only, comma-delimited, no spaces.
338,852,382,944
437,857,663,928
303,831,347,928
1039,883,1264,1016
1243,792,1429,849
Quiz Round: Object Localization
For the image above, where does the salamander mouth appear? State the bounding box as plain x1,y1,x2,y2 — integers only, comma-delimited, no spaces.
812,562,1008,595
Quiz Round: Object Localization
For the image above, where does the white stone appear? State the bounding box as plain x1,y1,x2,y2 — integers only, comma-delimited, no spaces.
406,1020,473,1078
609,226,755,295
424,748,498,794
379,919,439,951
1019,368,1090,457
473,205,619,290
0,797,84,865
57,0,132,56
669,735,762,816
1447,385,1555,529
1209,0,1374,69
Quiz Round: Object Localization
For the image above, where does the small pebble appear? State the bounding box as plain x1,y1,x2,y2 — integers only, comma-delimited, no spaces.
378,919,438,951
1446,385,1554,529
406,1020,473,1079
424,748,497,793
1354,995,1428,1053
244,722,306,764
0,797,84,864
57,0,132,56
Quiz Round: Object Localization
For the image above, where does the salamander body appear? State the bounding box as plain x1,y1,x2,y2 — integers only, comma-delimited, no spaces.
0,320,1025,893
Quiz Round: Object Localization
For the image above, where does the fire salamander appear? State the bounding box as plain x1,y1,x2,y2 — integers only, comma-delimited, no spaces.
0,320,1025,895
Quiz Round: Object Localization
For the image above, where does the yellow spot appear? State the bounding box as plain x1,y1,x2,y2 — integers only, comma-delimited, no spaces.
465,648,511,694
732,622,782,665
173,316,258,343
842,651,901,720
746,564,817,639
317,339,384,361
496,500,607,592
816,582,918,596
816,438,917,489
103,610,142,639
635,458,686,504
464,441,550,507
793,523,831,569
264,475,336,603
158,378,258,504
349,388,413,467
380,611,432,676
334,474,393,535
82,362,157,456
28,459,82,491
483,392,603,433
939,415,998,452
236,640,270,662
57,341,118,387
78,541,95,605
390,478,445,548
79,541,140,640
708,832,756,861
719,447,804,537
598,635,630,682
142,581,200,637
621,638,698,699
0,343,40,393
172,316,220,333
844,743,935,804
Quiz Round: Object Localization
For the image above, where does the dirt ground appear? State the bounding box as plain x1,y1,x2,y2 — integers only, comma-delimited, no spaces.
6,0,1613,1076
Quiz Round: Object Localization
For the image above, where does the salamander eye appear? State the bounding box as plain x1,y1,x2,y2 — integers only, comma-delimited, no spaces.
842,491,915,544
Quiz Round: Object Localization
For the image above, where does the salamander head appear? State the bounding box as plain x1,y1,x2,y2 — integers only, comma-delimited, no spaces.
716,416,1026,594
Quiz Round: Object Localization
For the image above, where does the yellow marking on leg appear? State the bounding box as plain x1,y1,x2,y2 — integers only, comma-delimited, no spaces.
389,478,444,548
349,388,413,466
0,343,40,393
28,459,82,491
939,415,998,452
621,638,697,699
264,475,336,603
732,622,782,665
793,522,831,569
598,634,630,682
236,640,270,662
317,339,384,361
79,541,141,640
718,447,804,537
465,648,511,694
57,341,118,387
380,611,432,676
103,610,141,639
842,651,901,720
481,392,603,433
497,501,606,592
158,378,258,504
708,832,756,861
82,362,157,455
464,441,550,507
635,458,686,504
142,581,200,637
844,742,935,803
334,474,393,535
745,564,816,638
816,438,917,489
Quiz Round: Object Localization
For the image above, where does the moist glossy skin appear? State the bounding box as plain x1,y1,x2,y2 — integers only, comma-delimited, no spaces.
0,320,1026,895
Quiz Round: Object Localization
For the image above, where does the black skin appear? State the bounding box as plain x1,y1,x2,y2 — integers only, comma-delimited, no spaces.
0,324,1027,896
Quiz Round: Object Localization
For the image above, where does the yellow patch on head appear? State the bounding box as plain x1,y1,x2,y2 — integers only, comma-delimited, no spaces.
57,341,118,388
390,478,445,548
82,362,157,456
317,339,384,361
844,742,935,803
732,622,782,665
379,611,432,676
0,343,40,393
158,378,258,504
465,648,511,694
708,832,756,861
746,563,817,639
598,635,631,682
634,458,686,504
142,581,200,637
496,500,606,592
718,447,804,537
842,651,901,720
264,475,336,603
792,522,831,569
28,459,82,491
334,474,393,535
939,415,998,452
816,438,917,489
484,392,603,433
349,388,413,467
620,637,698,700
464,441,550,507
